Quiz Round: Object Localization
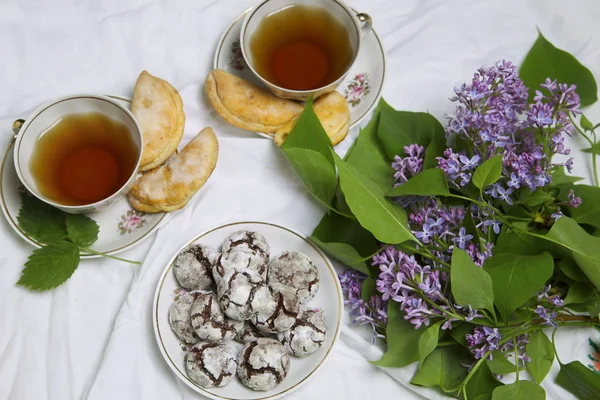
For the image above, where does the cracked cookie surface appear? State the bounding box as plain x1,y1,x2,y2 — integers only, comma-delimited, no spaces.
236,338,290,391
186,341,237,388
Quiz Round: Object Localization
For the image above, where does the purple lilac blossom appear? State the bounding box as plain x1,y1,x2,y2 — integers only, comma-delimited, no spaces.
500,334,531,368
339,269,388,343
535,285,564,328
466,326,502,360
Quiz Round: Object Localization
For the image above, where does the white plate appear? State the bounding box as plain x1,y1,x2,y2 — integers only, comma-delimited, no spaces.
152,221,343,400
213,8,385,138
0,96,167,258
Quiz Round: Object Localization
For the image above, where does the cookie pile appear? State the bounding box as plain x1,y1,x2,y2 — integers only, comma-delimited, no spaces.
168,230,327,392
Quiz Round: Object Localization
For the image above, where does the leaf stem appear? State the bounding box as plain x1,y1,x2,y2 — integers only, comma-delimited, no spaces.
552,328,563,365
79,247,142,265
570,114,599,187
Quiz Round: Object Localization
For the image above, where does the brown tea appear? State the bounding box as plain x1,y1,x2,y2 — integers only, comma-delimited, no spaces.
249,4,354,91
30,113,138,206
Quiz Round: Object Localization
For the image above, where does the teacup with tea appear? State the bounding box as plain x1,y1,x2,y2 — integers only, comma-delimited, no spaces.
240,0,372,101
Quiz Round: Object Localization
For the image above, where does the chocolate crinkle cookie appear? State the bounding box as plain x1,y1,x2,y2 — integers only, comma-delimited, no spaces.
169,291,200,344
173,244,218,290
237,338,290,391
267,251,319,304
233,320,270,343
186,341,237,388
213,249,268,284
251,290,299,334
278,309,327,357
217,270,273,321
190,292,237,342
221,230,270,266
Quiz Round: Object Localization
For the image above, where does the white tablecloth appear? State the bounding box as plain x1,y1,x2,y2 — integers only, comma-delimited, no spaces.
1,1,600,399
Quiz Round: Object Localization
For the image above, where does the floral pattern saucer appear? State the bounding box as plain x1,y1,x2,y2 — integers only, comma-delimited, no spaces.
213,8,385,136
0,96,167,259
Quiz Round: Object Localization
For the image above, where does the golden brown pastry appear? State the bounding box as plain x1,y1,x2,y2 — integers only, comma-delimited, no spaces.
274,91,350,146
132,70,185,172
128,127,218,213
205,69,303,133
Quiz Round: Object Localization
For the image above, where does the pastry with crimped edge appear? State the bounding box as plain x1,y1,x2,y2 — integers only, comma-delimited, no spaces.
205,69,303,133
128,127,218,213
131,70,185,172
274,91,350,146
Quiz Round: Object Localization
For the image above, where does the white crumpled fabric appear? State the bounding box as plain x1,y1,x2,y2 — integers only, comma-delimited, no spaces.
1,0,600,399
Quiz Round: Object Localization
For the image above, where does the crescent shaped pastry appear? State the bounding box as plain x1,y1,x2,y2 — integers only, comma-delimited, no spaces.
132,70,185,172
274,91,350,146
205,69,303,133
127,127,218,213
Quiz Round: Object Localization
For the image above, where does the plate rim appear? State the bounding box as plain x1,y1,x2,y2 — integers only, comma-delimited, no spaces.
152,221,344,400
212,7,386,132
0,95,168,258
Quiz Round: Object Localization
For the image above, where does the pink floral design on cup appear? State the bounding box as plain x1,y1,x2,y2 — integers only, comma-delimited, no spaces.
344,73,371,107
118,209,146,235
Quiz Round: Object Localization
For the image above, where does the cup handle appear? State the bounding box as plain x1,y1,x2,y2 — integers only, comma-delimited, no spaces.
356,13,372,38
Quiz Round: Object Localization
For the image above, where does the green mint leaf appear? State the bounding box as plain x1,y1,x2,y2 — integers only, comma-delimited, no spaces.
345,103,394,191
483,252,553,322
309,236,370,275
411,346,468,393
463,363,503,399
472,155,503,192
66,214,99,247
17,192,67,244
491,380,545,400
451,248,495,313
520,31,598,107
332,150,415,245
371,302,423,367
581,114,595,131
387,168,449,197
526,330,554,384
418,321,442,366
486,351,517,376
281,98,333,165
17,242,80,291
556,361,600,399
283,148,337,208
378,100,445,160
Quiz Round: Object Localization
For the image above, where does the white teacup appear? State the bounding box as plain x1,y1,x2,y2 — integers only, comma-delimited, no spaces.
13,94,143,214
240,0,372,101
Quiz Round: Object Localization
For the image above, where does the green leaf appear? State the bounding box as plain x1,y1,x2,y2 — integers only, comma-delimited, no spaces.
494,228,550,256
546,216,600,290
550,166,583,185
557,258,587,282
387,168,449,197
561,185,600,229
17,192,67,244
556,361,600,399
526,330,554,384
472,155,503,192
345,104,394,192
450,322,473,347
581,114,595,131
515,190,554,207
411,346,468,393
361,277,377,302
423,126,447,169
520,31,598,107
65,214,99,247
378,100,445,160
311,211,378,258
473,396,492,400
332,151,415,244
451,248,495,313
463,363,503,400
564,282,596,305
309,237,369,275
281,98,334,164
372,302,423,367
582,142,600,154
486,351,517,376
17,242,80,291
283,148,337,207
418,321,442,365
483,252,553,322
491,380,545,400
463,209,481,248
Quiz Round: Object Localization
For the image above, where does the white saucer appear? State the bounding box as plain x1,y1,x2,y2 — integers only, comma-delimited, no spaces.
0,96,167,259
153,221,343,400
213,8,385,137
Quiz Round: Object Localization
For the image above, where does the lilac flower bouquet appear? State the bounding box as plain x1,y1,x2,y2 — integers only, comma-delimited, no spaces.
281,32,600,399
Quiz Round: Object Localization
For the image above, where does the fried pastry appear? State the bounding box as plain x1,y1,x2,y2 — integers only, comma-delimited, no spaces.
274,91,350,146
131,70,185,172
127,127,218,213
205,69,303,133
